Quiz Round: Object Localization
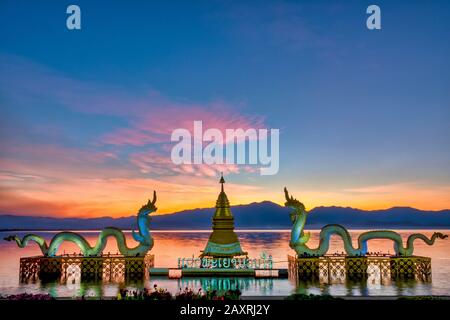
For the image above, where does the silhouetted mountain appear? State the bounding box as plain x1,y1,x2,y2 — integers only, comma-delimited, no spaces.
0,202,449,231
306,206,450,228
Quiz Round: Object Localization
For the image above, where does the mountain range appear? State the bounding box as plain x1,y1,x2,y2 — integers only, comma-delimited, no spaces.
0,201,449,231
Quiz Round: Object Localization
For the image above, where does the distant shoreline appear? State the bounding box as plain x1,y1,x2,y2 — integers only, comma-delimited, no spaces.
1,227,449,232
1,202,449,232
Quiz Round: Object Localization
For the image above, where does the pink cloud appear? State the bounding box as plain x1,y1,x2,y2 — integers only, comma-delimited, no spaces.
129,150,174,174
0,53,268,152
101,103,266,146
129,149,258,178
102,128,164,146
0,54,273,216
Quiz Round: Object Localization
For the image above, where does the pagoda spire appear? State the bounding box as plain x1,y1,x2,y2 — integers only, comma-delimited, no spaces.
220,172,225,192
200,176,246,258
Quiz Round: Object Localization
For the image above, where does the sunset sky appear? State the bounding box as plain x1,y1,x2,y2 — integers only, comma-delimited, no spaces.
0,1,449,218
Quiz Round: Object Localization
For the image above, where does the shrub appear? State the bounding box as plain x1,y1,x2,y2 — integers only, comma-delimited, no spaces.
3,293,54,301
398,296,443,300
285,293,341,300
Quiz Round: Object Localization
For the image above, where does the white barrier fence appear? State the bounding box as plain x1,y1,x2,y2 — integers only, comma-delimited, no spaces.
177,256,273,269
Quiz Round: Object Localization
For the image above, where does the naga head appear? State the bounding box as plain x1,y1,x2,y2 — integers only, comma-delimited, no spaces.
131,191,157,246
284,188,311,246
284,187,307,223
138,190,158,216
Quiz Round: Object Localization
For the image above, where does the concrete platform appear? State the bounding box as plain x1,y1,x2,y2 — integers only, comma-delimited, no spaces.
149,268,288,278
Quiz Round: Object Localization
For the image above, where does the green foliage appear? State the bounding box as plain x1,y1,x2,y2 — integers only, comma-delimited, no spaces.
115,285,242,301
175,287,241,300
285,293,341,300
398,296,444,300
117,285,172,300
2,293,54,300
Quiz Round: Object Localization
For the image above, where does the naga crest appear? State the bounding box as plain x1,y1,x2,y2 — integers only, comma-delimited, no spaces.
138,190,158,215
284,187,307,223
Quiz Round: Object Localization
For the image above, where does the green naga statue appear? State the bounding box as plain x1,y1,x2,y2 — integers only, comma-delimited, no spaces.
4,192,157,257
284,188,447,257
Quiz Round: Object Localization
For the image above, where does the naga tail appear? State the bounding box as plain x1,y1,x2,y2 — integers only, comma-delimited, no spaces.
4,234,49,256
4,235,20,244
403,232,448,256
431,232,448,242
417,232,448,245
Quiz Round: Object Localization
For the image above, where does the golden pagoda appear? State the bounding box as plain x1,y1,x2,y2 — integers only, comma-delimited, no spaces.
200,175,247,258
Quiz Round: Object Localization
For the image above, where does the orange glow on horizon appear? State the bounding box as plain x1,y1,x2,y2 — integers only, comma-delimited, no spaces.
1,182,449,219
1,160,449,218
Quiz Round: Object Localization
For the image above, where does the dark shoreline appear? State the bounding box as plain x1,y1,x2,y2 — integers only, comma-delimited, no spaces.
1,295,450,300
2,227,450,232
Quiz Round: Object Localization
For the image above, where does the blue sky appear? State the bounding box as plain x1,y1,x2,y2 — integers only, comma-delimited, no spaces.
0,0,449,216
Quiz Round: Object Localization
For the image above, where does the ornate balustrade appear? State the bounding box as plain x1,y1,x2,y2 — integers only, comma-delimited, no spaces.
288,254,432,283
19,254,154,283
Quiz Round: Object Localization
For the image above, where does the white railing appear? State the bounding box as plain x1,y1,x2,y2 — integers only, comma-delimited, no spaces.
177,256,273,270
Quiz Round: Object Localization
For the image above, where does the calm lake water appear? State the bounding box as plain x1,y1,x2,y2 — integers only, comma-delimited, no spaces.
0,230,449,297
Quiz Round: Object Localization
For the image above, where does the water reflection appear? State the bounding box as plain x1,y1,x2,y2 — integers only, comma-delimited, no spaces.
179,277,274,294
0,230,448,297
